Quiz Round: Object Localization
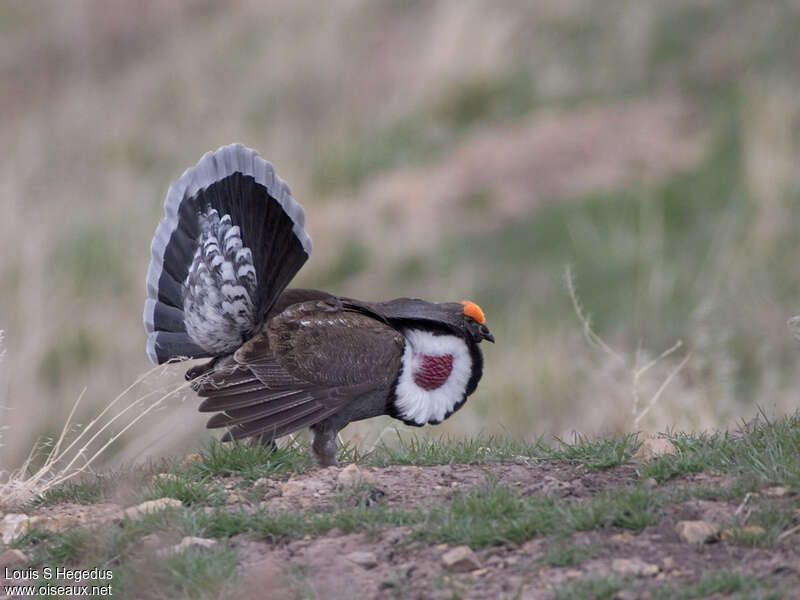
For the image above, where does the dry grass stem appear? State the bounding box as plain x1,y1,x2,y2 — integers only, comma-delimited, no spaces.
564,265,624,364
0,364,191,507
565,265,692,428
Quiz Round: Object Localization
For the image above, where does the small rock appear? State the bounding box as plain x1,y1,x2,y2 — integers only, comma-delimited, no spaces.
565,569,583,578
138,533,166,552
772,559,800,574
763,486,790,498
303,478,328,494
540,475,572,496
675,520,718,544
381,527,410,545
634,438,677,462
337,464,374,487
572,532,593,546
226,492,246,504
614,590,641,600
152,473,177,483
157,536,217,557
721,525,766,541
0,514,30,544
442,545,481,573
345,551,378,569
612,557,659,577
643,477,658,489
281,480,305,497
182,453,203,467
610,532,637,544
521,539,544,560
253,477,270,487
694,500,735,525
0,549,28,568
662,556,676,570
30,514,81,533
124,498,182,520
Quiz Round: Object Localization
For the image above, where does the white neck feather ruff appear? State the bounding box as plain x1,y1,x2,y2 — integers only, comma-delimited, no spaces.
394,329,472,425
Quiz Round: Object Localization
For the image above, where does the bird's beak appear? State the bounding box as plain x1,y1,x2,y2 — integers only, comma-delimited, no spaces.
483,329,495,343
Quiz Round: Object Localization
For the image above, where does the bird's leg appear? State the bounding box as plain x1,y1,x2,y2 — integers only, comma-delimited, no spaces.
310,423,339,467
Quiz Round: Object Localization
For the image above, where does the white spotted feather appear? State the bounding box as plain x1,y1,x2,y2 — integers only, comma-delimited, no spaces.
183,208,258,354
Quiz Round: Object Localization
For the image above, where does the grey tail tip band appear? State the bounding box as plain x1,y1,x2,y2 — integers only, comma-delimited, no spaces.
143,143,313,364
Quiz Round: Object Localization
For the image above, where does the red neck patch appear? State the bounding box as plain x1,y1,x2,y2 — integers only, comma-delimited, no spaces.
414,354,454,391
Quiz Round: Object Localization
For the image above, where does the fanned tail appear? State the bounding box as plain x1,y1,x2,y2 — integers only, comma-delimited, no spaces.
144,144,312,364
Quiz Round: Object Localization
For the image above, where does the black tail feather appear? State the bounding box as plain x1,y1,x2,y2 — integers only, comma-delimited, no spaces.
144,144,312,364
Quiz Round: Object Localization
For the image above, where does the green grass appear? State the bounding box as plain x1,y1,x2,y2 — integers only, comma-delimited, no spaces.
16,529,91,566
184,502,421,543
414,483,660,548
145,474,225,507
651,570,786,600
335,479,386,509
541,538,601,567
33,479,104,506
554,577,625,600
554,570,787,600
159,546,239,599
741,500,796,548
34,479,644,551
367,433,543,466
184,439,312,481
111,545,239,600
545,434,639,470
367,431,636,470
11,419,800,598
641,412,800,489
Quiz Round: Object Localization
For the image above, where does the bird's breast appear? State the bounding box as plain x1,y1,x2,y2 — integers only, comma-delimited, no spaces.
414,354,454,390
393,329,473,425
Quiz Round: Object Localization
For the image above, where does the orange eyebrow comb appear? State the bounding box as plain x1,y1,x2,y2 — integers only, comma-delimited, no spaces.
461,300,485,324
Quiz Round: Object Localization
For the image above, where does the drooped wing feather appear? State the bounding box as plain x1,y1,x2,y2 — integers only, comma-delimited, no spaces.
192,301,404,441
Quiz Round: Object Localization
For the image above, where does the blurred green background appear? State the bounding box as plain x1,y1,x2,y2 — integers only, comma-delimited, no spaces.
1,0,799,470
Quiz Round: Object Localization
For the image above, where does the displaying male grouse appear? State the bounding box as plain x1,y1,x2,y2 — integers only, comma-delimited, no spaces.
144,144,494,465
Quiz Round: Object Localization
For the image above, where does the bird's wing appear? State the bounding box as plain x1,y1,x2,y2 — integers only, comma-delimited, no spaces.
266,299,405,387
192,300,403,441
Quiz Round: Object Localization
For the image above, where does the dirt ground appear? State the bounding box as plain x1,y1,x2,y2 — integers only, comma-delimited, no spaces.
6,458,800,599
220,462,799,599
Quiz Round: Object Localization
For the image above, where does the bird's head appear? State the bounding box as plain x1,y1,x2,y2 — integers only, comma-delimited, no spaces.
461,300,495,344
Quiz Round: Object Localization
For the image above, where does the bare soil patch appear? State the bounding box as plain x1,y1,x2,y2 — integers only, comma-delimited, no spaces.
228,463,799,599
6,460,800,599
